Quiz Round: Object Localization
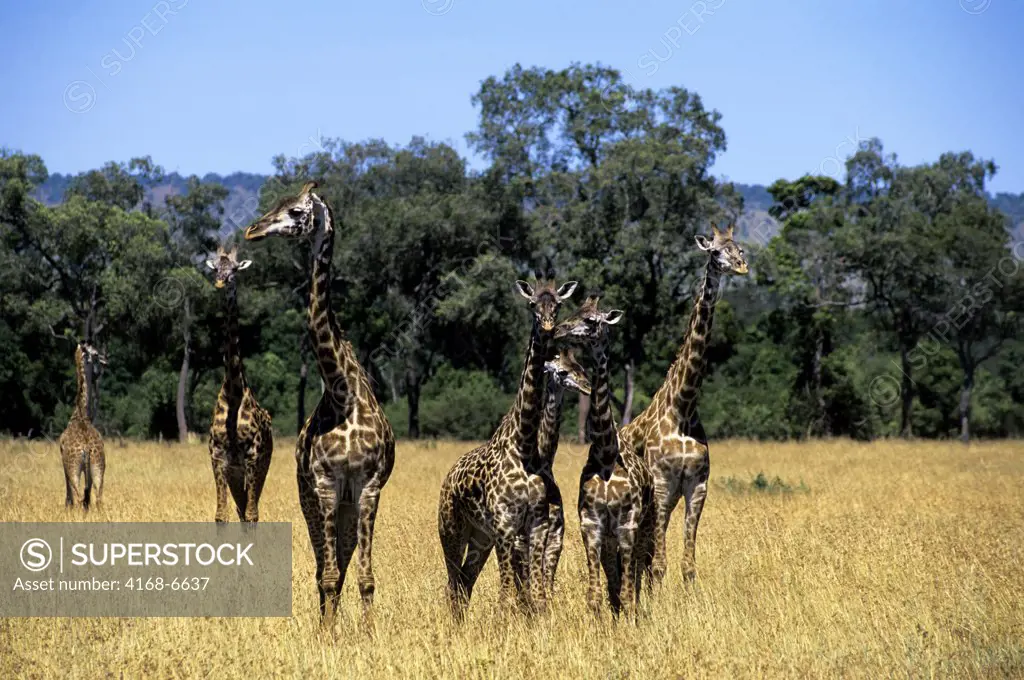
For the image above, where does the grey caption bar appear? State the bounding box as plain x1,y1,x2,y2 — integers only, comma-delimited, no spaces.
1,522,292,617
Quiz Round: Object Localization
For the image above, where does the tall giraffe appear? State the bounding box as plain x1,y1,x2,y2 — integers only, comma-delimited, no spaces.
555,296,655,620
536,349,591,593
205,246,273,524
620,224,748,582
59,342,107,509
438,279,577,620
245,181,395,631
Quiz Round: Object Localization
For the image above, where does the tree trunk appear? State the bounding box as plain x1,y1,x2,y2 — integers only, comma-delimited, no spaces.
811,328,827,436
577,392,591,444
899,343,913,438
959,370,973,445
176,301,191,443
620,359,635,426
406,366,421,440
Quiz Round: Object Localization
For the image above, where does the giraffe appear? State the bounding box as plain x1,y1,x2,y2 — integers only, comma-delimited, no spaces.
620,224,748,583
536,349,591,593
555,296,655,620
245,181,395,631
437,279,577,621
205,246,274,524
59,342,107,510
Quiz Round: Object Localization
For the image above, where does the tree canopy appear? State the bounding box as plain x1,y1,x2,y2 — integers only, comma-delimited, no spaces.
2,64,1022,443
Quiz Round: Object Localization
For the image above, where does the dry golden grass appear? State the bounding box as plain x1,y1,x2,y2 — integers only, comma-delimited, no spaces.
0,437,1022,678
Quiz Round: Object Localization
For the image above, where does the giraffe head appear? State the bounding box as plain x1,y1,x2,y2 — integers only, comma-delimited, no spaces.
695,224,748,275
544,350,592,396
514,279,578,332
205,246,252,289
244,181,319,242
553,295,624,353
77,342,107,367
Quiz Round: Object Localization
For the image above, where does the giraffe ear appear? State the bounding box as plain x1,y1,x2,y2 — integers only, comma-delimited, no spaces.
695,234,713,251
300,181,318,194
236,260,252,270
205,259,217,270
604,309,625,326
556,281,578,301
514,280,534,299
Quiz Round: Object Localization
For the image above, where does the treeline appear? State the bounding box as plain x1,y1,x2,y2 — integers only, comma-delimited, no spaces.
2,63,1022,442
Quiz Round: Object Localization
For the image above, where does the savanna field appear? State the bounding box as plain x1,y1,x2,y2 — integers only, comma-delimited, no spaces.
0,438,1022,679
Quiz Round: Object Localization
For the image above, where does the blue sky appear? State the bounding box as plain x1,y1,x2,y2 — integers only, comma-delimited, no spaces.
1,0,1021,192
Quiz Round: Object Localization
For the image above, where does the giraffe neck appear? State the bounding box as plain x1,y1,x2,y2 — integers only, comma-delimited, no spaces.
221,278,246,402
663,260,721,425
537,378,566,464
505,322,550,458
308,194,358,407
588,337,619,464
73,348,90,422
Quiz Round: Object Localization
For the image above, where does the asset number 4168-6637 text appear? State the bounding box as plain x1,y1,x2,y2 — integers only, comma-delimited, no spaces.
124,577,209,591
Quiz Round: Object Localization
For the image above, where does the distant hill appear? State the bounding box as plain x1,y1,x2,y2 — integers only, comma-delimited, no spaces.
34,174,1023,245
35,172,266,236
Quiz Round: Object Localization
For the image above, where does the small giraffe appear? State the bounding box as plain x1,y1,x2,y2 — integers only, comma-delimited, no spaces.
620,224,748,583
555,296,656,620
536,349,591,593
60,342,107,510
245,181,395,631
205,246,273,524
438,279,577,620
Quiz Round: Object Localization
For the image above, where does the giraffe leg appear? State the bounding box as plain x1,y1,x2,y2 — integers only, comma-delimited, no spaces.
62,450,77,509
64,469,74,508
617,510,640,623
245,431,272,524
210,445,231,523
651,474,678,584
315,476,342,630
526,507,550,615
89,451,104,511
639,506,656,603
458,530,492,606
680,465,709,583
355,482,381,631
543,501,565,595
297,469,326,621
601,543,622,618
242,443,265,523
493,513,524,612
438,494,471,621
580,507,604,617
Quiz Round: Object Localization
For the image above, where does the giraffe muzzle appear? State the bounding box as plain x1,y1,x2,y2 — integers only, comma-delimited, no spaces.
244,223,270,241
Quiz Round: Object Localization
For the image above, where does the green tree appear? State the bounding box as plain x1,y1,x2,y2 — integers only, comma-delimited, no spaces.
469,63,733,435
837,140,947,436
164,176,229,441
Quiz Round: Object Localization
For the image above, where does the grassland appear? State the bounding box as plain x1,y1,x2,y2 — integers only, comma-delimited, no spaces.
0,437,1022,678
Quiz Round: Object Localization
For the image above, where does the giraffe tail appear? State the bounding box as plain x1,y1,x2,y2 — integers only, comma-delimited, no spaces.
82,449,92,505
